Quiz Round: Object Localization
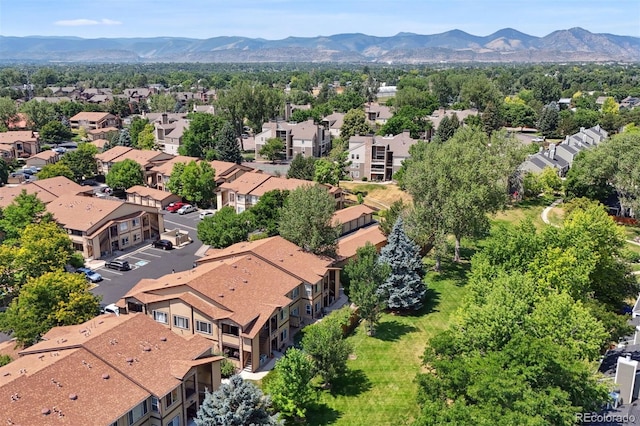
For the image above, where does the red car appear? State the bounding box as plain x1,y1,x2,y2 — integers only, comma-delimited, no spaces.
166,202,186,213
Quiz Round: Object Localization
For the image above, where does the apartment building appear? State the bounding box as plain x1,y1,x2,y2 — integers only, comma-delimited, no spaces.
0,313,222,426
69,112,120,131
348,130,417,181
122,236,340,372
255,119,330,160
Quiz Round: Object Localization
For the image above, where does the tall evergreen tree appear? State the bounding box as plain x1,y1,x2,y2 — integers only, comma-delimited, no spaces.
434,113,460,142
117,128,131,147
287,153,316,180
538,102,559,138
377,217,426,311
216,122,243,164
195,375,280,426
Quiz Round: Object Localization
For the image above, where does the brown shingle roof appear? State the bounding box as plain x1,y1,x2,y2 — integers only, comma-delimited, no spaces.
95,145,133,163
150,155,199,175
126,185,177,202
200,236,334,285
69,111,114,121
218,170,270,194
332,204,374,225
89,138,109,150
0,130,37,143
0,176,85,208
1,314,218,426
46,194,124,232
125,256,298,333
336,224,387,260
29,150,58,161
248,176,314,197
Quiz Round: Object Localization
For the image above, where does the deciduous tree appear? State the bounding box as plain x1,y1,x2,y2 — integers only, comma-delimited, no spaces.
106,159,144,190
287,153,316,180
0,271,100,346
344,243,390,335
259,138,285,163
197,206,252,248
264,348,316,421
301,318,351,387
279,185,340,256
167,161,216,207
340,108,373,139
59,142,98,182
38,120,73,144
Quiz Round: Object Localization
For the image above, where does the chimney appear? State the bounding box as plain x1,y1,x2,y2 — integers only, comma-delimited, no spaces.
161,113,168,125
549,143,556,160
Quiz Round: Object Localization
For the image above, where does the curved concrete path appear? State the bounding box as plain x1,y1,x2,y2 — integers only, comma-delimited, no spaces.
541,198,563,226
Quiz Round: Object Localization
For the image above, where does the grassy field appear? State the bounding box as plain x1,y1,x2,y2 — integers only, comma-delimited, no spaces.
305,258,470,426
490,195,555,228
339,182,412,210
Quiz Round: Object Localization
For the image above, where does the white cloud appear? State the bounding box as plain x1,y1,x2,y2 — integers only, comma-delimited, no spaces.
55,18,122,27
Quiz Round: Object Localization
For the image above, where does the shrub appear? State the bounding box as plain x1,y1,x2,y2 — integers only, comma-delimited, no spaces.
248,231,269,242
361,176,368,182
220,358,236,378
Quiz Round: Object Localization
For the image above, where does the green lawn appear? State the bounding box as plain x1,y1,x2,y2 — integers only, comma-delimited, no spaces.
490,195,556,229
306,259,469,426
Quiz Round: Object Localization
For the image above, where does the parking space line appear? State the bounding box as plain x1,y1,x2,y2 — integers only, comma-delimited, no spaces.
164,219,197,231
127,255,150,262
100,277,111,281
137,250,161,258
97,269,123,276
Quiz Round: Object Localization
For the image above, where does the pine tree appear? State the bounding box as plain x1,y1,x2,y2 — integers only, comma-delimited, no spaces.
118,128,131,147
216,122,243,164
538,102,559,138
195,375,281,426
377,217,426,311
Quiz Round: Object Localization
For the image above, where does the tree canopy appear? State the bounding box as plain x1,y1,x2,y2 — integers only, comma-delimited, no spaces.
167,160,216,207
0,271,100,346
197,206,252,248
59,142,98,182
279,185,340,256
106,159,145,190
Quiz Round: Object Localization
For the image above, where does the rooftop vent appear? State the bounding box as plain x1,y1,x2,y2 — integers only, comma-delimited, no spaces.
102,373,110,380
242,279,248,284
142,347,151,352
42,408,51,415
160,337,167,342
126,357,134,363
68,394,78,401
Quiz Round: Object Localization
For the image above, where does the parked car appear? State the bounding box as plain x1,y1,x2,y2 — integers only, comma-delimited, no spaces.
199,209,216,219
81,179,99,186
100,303,120,316
166,202,186,213
76,267,103,283
152,239,173,250
104,259,131,271
22,166,40,173
177,204,197,215
52,147,67,154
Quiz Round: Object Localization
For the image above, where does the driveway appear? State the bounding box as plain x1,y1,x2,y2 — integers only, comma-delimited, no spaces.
90,208,207,305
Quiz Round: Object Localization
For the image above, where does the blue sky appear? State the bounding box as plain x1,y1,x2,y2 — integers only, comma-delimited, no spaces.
1,0,638,39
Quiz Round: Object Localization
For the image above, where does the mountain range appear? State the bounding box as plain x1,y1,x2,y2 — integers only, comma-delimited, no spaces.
1,27,639,63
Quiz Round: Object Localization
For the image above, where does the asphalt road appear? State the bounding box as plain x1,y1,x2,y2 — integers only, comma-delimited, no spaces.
91,208,207,305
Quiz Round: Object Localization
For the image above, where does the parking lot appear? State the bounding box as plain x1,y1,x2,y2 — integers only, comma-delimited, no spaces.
90,208,208,305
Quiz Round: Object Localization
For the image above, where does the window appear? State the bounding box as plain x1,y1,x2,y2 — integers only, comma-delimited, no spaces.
313,284,319,294
291,307,299,317
353,171,360,178
279,308,287,321
222,324,239,336
291,287,299,298
356,154,360,159
167,415,180,426
151,396,160,412
196,320,212,335
127,400,148,425
153,310,168,324
230,193,235,202
305,284,312,298
237,206,245,213
315,302,321,313
165,387,179,408
351,154,354,159
238,195,245,202
119,222,128,232
173,315,189,329
132,218,140,227
306,304,312,315
280,328,288,342
121,236,129,247
133,233,141,242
